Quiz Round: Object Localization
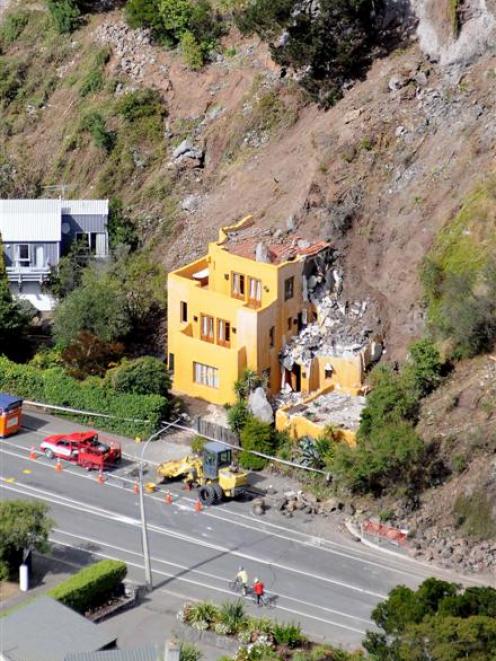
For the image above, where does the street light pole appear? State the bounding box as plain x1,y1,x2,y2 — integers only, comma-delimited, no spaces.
138,419,179,591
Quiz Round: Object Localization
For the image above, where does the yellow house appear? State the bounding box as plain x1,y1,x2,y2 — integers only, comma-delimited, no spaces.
167,217,332,406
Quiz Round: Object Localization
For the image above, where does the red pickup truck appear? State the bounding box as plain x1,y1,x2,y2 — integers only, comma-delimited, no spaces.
40,431,121,470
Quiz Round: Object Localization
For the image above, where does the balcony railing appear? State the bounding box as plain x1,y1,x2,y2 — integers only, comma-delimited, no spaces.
6,265,51,283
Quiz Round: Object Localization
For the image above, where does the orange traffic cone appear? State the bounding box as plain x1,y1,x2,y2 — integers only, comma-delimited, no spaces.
194,499,203,512
133,482,139,495
55,459,63,473
29,447,37,460
165,491,173,505
97,471,106,485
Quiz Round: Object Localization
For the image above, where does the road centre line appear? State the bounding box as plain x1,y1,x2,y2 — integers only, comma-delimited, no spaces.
0,440,436,581
52,527,372,625
50,535,367,636
0,477,387,600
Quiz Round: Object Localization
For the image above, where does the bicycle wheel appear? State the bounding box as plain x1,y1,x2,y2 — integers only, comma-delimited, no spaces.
229,580,240,593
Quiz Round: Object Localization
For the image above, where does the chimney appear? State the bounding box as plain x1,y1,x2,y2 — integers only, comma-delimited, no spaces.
255,242,269,263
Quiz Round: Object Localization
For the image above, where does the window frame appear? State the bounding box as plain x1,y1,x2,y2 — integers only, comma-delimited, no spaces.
269,326,275,348
200,314,214,342
284,276,294,301
217,318,231,348
193,362,219,388
248,277,262,308
180,301,188,323
17,244,30,267
231,272,246,300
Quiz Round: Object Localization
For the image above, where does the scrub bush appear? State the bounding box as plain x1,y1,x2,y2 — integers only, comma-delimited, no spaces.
48,559,127,613
239,417,277,470
46,0,80,33
109,356,171,397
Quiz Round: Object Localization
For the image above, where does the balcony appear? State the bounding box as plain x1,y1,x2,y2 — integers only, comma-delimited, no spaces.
174,258,210,287
6,265,51,283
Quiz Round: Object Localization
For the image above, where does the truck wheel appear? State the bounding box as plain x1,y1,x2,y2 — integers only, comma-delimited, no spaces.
44,448,54,460
198,485,216,506
212,483,223,503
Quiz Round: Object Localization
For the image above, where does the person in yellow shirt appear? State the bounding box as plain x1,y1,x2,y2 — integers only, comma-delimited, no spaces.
236,566,248,595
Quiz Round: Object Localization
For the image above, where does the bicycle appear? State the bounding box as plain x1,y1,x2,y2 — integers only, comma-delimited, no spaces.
252,592,275,608
229,577,249,596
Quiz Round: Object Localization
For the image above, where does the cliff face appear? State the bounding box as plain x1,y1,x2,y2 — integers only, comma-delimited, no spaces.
411,0,496,64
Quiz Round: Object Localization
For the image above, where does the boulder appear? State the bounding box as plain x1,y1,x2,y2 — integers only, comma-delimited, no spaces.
248,387,274,424
173,139,194,159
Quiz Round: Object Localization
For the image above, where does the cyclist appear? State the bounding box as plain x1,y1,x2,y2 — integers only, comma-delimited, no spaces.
253,577,265,606
236,566,248,595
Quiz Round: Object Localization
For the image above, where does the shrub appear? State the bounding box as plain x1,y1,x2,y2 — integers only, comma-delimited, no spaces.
108,198,139,251
179,642,202,661
79,68,104,97
219,600,247,633
403,339,444,397
240,417,278,470
191,435,206,454
116,88,165,122
80,111,115,152
109,357,171,396
0,10,30,47
227,400,250,435
0,355,169,437
48,559,127,613
181,30,204,69
46,0,80,33
0,57,26,107
125,0,163,35
272,621,305,648
62,331,124,378
185,601,219,627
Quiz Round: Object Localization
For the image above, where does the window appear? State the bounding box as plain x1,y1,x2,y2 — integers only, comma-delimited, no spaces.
324,364,333,379
231,272,245,299
284,276,294,300
217,319,231,347
201,315,214,342
248,277,262,307
180,301,188,323
168,353,175,372
287,317,292,331
269,326,275,348
17,244,30,267
193,362,219,388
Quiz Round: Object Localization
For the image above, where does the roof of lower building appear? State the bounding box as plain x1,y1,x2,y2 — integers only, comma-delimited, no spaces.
0,199,109,242
65,646,162,661
0,596,116,661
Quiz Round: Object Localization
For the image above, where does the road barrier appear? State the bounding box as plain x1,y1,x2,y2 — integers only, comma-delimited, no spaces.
97,471,106,485
194,499,203,512
133,482,139,495
165,491,173,505
361,519,408,546
55,459,63,473
29,447,37,460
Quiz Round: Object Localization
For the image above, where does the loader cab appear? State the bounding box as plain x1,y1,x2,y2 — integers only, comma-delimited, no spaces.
202,441,232,479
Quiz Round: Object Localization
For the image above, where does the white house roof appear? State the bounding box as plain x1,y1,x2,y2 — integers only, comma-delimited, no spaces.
62,199,109,215
0,199,62,242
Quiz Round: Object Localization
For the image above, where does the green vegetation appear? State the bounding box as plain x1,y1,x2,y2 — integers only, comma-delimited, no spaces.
124,0,222,67
331,340,444,495
47,0,81,34
48,559,127,613
0,57,27,108
234,0,380,105
179,643,202,661
239,418,281,470
453,490,496,540
79,47,111,97
421,178,496,358
0,501,53,581
80,111,115,152
0,355,169,437
108,356,171,396
0,9,30,48
449,0,461,36
364,578,496,660
227,400,250,435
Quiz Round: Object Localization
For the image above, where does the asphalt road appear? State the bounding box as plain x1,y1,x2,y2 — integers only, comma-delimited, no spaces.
0,414,485,647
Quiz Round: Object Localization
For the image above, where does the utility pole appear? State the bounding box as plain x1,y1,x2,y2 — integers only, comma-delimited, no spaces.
138,419,179,591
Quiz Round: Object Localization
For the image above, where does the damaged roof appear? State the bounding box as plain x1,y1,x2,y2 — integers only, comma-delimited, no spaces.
223,230,330,265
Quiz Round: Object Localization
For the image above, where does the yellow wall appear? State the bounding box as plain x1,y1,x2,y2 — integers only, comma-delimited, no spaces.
167,226,311,405
275,390,358,447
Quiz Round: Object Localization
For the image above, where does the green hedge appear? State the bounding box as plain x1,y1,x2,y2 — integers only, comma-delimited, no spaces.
0,356,169,437
48,559,127,613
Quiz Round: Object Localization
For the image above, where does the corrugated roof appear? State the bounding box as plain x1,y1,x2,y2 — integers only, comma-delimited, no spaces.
62,200,108,216
0,393,23,413
1,596,116,661
0,199,62,242
65,645,162,661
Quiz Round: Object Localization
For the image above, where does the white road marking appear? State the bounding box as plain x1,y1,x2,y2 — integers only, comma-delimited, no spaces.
50,535,367,635
0,478,386,599
52,527,372,625
0,440,442,582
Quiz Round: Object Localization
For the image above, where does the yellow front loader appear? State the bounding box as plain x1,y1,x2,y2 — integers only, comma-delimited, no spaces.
156,441,249,505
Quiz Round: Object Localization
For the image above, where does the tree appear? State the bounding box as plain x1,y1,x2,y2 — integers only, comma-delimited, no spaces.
46,0,80,33
108,198,139,252
364,578,496,660
62,330,124,378
0,501,53,578
404,339,444,397
0,247,30,356
124,0,164,35
53,269,131,347
109,356,171,396
45,237,89,299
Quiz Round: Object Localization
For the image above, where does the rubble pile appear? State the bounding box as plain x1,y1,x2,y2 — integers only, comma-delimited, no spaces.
276,490,344,518
287,391,367,431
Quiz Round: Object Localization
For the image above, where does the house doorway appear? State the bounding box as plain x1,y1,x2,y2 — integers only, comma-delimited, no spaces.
284,364,301,392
